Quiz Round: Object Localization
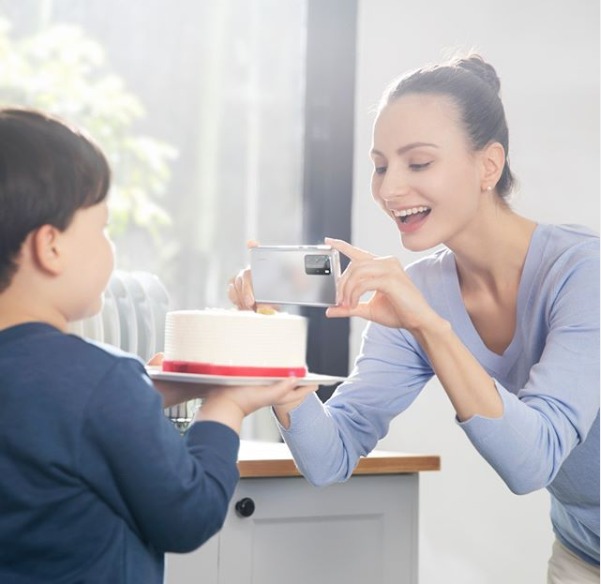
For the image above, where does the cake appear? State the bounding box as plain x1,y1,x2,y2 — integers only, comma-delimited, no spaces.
162,309,308,377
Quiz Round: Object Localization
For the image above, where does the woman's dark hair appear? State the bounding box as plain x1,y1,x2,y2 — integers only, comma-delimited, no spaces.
0,107,111,291
382,54,515,198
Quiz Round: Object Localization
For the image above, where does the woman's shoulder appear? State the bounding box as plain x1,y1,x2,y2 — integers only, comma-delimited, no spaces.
531,224,599,307
536,223,599,266
541,222,598,246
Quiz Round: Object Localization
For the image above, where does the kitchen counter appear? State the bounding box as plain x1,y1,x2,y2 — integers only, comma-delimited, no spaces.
237,439,440,477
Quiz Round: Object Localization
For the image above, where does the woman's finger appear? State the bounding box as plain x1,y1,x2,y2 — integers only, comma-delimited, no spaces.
325,305,356,319
240,269,255,308
325,237,374,261
228,268,255,309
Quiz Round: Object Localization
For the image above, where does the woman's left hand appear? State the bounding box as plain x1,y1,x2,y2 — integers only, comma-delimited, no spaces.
325,237,436,331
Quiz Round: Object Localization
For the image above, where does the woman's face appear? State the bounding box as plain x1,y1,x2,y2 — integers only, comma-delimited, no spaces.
370,93,484,251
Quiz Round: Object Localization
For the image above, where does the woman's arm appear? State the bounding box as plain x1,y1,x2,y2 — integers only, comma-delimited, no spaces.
325,238,503,421
325,237,600,494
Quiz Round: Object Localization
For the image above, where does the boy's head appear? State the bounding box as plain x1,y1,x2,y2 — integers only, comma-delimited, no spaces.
0,107,111,293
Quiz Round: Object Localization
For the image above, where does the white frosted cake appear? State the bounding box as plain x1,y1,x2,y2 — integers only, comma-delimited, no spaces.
162,309,308,377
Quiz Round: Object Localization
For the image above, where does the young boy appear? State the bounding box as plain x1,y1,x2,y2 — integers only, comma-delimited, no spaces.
0,108,316,583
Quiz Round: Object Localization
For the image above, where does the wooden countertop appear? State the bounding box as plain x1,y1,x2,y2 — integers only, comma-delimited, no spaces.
238,440,440,478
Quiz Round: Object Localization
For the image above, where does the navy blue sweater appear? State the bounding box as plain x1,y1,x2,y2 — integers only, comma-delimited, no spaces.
0,323,240,583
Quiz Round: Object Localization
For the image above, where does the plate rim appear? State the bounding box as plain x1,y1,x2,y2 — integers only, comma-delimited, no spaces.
146,366,345,386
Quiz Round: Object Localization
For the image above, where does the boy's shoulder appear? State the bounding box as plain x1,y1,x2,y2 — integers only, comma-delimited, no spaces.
0,322,145,389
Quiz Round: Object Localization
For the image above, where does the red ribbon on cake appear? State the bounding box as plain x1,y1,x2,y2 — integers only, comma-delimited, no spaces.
162,360,307,378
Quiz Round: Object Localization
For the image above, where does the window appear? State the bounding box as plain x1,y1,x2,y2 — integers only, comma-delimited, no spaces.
0,0,356,396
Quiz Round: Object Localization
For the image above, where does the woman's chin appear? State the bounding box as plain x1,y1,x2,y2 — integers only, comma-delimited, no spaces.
399,233,440,253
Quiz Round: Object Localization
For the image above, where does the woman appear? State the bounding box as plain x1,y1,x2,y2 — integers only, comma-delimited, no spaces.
230,54,599,582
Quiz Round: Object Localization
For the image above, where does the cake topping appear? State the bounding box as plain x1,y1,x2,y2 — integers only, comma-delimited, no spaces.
256,306,277,315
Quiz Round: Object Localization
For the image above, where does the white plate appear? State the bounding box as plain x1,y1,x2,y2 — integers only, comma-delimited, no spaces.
146,366,345,387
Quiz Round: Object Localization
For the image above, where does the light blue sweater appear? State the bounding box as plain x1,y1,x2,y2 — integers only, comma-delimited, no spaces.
279,223,600,566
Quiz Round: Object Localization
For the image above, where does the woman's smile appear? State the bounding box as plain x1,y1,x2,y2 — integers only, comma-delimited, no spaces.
391,206,432,233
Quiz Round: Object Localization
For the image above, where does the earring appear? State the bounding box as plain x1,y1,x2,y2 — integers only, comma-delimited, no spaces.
486,185,493,191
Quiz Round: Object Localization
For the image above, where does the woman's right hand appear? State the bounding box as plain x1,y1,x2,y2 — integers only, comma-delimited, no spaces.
228,239,258,310
228,265,256,310
228,240,279,314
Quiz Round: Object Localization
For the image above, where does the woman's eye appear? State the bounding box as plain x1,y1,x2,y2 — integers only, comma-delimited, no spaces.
373,166,387,175
409,162,432,171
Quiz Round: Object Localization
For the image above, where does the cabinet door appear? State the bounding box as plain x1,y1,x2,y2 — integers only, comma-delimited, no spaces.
167,473,419,584
225,474,418,584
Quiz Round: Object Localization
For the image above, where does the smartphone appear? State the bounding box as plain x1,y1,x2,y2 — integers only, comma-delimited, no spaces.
250,245,341,307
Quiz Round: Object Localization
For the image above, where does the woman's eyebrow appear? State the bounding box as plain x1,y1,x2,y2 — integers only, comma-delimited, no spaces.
370,142,439,157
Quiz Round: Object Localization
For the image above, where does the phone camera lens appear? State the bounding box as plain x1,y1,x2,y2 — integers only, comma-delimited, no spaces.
304,254,330,275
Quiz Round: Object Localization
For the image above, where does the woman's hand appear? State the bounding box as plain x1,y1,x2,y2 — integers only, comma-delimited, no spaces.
228,264,256,310
227,239,278,313
325,237,438,332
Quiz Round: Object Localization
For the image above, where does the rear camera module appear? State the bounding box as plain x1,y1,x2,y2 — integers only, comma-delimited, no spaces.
304,254,331,275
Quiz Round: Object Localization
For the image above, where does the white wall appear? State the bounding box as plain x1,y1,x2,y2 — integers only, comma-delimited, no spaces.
352,1,599,583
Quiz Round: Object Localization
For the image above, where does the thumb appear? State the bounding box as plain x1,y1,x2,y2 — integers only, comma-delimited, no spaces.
326,304,370,320
147,352,164,366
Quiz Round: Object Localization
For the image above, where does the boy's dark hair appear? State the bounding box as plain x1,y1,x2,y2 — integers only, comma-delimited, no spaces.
0,107,111,291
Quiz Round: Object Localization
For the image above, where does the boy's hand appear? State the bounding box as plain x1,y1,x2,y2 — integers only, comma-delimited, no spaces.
147,352,214,408
195,379,318,434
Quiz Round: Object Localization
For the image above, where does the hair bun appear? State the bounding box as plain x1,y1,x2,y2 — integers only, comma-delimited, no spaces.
456,54,501,94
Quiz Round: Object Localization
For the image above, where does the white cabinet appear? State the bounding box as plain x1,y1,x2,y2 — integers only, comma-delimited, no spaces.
166,442,439,584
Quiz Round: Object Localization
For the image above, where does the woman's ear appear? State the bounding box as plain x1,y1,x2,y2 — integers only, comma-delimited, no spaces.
31,224,64,275
480,142,505,191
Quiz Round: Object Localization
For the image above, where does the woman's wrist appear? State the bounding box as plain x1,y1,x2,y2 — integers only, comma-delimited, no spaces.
407,311,452,346
273,401,302,430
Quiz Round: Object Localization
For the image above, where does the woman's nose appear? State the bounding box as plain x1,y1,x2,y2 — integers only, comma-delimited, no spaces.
377,169,410,202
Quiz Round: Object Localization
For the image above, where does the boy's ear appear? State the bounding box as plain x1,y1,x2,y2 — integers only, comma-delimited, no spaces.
479,141,505,191
31,224,64,275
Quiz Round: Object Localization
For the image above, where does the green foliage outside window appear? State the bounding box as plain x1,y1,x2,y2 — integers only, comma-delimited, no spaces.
0,16,177,241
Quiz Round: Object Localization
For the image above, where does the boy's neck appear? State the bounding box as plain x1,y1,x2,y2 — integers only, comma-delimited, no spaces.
0,291,67,333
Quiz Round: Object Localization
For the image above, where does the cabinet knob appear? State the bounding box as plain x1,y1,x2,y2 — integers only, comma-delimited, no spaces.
235,497,256,518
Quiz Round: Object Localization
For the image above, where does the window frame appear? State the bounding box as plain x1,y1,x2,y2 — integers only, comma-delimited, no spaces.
302,0,358,399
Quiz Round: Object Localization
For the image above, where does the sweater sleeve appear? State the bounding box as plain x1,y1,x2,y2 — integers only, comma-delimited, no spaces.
78,359,240,553
278,322,433,486
459,248,600,494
